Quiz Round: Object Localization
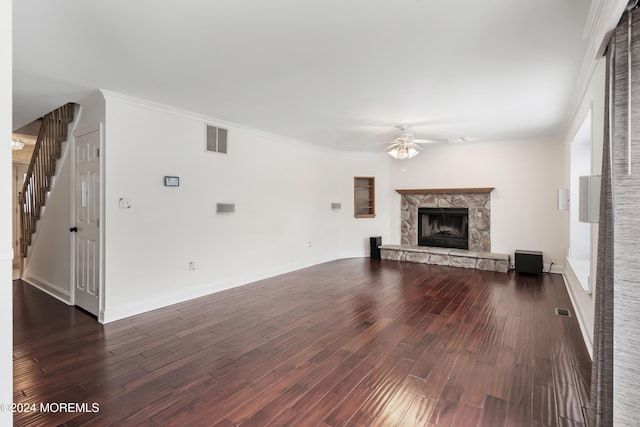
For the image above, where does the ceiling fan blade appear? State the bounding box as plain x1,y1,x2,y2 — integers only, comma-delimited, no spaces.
406,142,423,151
413,138,448,144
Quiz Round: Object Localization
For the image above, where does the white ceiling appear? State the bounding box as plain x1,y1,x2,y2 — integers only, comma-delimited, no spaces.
12,0,617,152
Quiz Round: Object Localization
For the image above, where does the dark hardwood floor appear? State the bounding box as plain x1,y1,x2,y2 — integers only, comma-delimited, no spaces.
13,259,591,426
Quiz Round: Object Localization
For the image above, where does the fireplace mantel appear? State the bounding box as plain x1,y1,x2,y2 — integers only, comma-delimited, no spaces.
395,187,494,195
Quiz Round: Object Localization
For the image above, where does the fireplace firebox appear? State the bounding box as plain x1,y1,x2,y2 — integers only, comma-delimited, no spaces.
418,207,469,249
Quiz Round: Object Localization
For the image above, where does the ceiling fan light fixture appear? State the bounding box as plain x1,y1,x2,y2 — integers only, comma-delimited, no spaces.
11,139,25,150
387,144,419,160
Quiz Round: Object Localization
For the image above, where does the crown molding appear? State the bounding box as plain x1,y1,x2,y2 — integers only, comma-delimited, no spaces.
99,90,343,154
567,0,627,138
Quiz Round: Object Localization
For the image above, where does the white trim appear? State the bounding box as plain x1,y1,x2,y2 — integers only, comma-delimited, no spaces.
101,254,362,323
21,275,71,304
562,267,594,359
583,0,608,40
98,122,106,323
568,0,627,137
549,263,565,275
69,104,84,307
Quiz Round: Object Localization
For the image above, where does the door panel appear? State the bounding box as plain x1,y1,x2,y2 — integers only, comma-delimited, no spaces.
74,129,100,316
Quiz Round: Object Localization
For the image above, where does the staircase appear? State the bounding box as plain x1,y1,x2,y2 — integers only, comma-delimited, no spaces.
18,103,76,259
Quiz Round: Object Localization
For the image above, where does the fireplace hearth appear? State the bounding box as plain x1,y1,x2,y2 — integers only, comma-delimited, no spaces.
418,207,469,249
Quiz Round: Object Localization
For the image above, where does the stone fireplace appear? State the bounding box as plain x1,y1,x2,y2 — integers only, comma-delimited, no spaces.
381,188,507,273
398,188,493,252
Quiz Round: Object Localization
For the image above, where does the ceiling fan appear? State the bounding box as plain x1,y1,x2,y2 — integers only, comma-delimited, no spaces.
385,125,447,160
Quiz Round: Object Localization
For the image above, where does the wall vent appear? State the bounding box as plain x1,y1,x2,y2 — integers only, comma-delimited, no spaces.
206,125,228,154
555,307,572,317
217,203,235,214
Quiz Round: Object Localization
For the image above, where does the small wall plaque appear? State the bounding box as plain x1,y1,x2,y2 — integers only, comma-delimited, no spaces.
164,176,180,187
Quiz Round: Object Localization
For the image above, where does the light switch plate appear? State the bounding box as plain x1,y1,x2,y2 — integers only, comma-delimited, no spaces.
164,176,180,187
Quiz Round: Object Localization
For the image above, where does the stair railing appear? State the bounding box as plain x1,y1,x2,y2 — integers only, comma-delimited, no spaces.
18,103,75,259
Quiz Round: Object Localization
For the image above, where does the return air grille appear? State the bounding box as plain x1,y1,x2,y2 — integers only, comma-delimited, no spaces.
206,125,228,154
555,308,572,317
216,203,235,214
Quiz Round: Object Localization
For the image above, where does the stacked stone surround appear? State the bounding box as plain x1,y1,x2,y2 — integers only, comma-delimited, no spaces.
387,188,508,273
400,191,491,252
380,245,510,273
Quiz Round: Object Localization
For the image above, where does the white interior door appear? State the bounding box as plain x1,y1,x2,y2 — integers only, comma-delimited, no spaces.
73,129,100,316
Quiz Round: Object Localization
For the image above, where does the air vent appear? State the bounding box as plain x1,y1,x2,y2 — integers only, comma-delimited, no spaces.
555,308,572,317
206,125,228,154
217,203,235,214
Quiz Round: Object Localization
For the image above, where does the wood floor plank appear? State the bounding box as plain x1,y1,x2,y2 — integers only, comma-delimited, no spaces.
533,384,558,427
479,395,509,427
12,259,591,426
451,402,482,427
398,395,437,426
506,363,533,427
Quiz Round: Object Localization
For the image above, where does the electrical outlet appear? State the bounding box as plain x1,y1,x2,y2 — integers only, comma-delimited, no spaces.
118,197,131,209
551,257,557,264
189,261,195,271
308,241,312,247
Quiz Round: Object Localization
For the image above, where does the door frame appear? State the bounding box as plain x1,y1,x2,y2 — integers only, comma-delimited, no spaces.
70,123,105,322
12,162,29,275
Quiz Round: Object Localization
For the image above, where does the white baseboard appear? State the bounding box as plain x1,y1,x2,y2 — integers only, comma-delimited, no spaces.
548,263,565,274
102,254,353,324
562,265,594,359
21,274,71,305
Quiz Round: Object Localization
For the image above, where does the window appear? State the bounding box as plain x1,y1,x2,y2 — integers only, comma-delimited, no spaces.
354,177,375,218
568,109,592,291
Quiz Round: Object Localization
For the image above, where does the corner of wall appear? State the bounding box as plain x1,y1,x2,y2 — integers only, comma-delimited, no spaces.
22,128,74,296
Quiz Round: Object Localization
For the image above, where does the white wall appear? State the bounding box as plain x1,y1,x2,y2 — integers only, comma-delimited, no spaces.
0,0,13,424
22,138,73,300
388,138,566,268
22,95,106,302
562,57,606,357
101,94,391,322
335,154,392,256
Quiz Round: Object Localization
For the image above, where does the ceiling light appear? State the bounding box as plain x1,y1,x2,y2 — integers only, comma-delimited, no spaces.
387,144,420,160
11,139,25,150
